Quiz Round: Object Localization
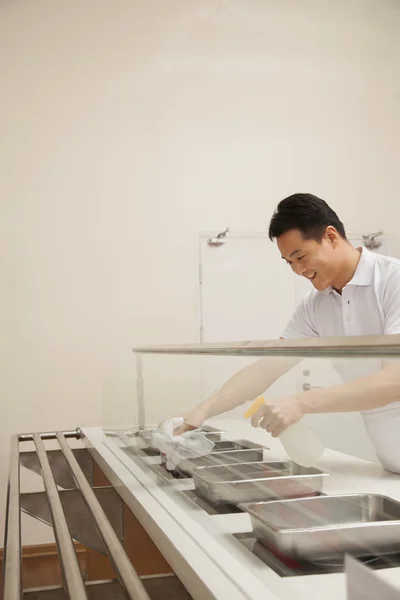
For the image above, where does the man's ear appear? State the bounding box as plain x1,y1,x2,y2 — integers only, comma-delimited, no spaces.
325,226,340,248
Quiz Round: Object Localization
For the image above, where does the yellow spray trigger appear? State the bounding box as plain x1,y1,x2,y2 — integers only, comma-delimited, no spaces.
243,396,265,419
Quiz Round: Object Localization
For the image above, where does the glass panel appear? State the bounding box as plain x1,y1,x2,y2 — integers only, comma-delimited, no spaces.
102,344,400,599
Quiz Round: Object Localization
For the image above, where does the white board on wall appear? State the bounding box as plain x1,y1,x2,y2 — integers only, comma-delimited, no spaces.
199,233,295,343
199,232,387,342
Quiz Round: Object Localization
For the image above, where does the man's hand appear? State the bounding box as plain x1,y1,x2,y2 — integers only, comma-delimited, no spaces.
250,396,305,437
173,422,197,436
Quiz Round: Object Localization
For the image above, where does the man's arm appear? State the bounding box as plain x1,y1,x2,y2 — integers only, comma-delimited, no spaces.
181,296,318,431
183,353,300,427
302,361,400,414
251,362,400,437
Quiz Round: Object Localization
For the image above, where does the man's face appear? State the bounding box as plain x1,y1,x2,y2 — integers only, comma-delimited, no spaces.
276,228,339,291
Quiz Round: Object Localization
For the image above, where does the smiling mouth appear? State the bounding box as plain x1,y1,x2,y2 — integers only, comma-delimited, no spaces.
305,272,317,281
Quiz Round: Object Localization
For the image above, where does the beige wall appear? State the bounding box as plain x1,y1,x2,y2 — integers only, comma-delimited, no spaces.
1,0,400,543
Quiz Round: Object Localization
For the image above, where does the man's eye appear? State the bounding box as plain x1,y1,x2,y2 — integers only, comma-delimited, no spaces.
298,255,306,261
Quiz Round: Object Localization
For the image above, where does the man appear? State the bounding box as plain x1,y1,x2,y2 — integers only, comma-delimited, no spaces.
179,194,400,472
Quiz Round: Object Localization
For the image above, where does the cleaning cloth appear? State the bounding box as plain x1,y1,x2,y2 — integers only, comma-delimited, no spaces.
151,417,215,470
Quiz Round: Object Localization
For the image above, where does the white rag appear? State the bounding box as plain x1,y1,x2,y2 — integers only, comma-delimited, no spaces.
150,417,215,470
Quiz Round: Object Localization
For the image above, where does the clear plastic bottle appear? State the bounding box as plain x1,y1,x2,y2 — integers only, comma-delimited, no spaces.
279,421,324,467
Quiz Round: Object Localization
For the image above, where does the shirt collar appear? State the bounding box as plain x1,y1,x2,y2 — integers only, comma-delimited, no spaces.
346,246,376,286
322,246,376,295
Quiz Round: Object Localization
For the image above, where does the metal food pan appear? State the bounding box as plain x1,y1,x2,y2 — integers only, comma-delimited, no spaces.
192,461,328,505
160,438,260,468
202,425,225,433
239,494,400,560
201,432,224,443
208,439,261,453
179,447,268,476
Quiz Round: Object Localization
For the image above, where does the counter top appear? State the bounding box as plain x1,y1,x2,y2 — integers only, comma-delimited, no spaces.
81,421,400,600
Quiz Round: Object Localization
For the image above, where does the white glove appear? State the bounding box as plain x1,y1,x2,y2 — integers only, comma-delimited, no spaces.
151,417,215,470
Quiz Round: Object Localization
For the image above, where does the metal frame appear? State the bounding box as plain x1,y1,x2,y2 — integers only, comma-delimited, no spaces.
3,436,22,600
2,429,151,600
133,333,400,357
33,434,88,599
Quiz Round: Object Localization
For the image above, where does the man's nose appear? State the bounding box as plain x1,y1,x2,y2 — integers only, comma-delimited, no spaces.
292,263,306,276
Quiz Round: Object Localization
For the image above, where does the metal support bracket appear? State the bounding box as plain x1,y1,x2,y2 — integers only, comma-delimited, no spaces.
21,488,123,555
20,449,94,489
207,227,229,247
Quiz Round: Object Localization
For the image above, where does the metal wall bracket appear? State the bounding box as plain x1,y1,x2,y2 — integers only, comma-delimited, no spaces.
362,231,383,250
21,488,123,555
207,227,229,247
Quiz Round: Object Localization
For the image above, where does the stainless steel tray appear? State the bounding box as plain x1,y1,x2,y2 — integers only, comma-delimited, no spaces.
192,461,328,505
202,431,224,443
239,494,400,560
202,425,224,433
179,447,268,476
206,439,262,453
159,438,262,468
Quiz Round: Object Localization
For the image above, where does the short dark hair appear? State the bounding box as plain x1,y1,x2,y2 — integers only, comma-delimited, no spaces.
268,193,347,241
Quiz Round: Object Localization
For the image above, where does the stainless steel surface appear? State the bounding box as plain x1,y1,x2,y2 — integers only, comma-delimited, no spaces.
57,433,150,600
182,490,244,516
151,463,192,483
234,532,400,578
33,434,88,599
137,428,154,440
20,448,94,489
20,487,123,555
201,425,224,433
158,439,262,467
179,448,267,476
206,439,261,453
202,432,224,442
82,431,215,600
132,333,400,357
18,429,81,442
2,436,22,600
193,461,328,505
240,494,400,560
3,428,156,599
137,428,155,447
158,439,264,472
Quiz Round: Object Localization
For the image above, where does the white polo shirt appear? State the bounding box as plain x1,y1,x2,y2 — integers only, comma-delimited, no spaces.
282,247,400,473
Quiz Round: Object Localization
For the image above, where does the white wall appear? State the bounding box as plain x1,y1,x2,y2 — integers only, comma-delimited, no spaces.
1,0,400,544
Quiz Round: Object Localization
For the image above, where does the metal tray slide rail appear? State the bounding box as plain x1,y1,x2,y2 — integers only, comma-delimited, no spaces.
2,429,191,600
